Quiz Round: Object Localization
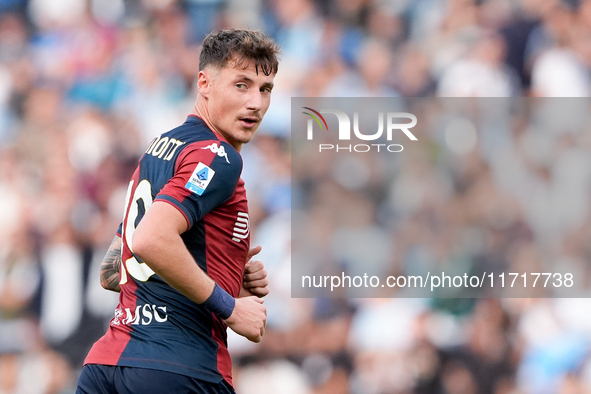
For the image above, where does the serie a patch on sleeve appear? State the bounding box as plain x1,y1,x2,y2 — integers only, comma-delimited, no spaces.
185,162,215,195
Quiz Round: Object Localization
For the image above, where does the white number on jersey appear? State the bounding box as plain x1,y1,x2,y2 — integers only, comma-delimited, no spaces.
120,179,156,284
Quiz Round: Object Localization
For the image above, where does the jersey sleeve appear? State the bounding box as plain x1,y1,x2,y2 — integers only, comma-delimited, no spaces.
154,140,242,229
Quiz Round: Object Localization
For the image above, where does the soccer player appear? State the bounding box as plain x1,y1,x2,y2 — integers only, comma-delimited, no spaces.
76,29,280,394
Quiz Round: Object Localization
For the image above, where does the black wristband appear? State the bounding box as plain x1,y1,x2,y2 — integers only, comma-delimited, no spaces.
201,283,235,320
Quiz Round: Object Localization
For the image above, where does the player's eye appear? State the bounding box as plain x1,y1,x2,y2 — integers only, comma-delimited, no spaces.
261,87,272,93
236,83,247,89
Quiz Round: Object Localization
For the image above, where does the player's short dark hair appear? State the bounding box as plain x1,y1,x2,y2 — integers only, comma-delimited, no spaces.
199,29,280,76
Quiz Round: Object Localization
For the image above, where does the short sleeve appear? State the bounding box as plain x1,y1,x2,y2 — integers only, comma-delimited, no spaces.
154,140,242,229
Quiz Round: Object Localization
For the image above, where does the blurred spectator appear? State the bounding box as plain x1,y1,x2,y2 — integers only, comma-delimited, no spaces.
437,30,520,96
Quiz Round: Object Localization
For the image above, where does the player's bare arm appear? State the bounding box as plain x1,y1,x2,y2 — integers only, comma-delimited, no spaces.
133,201,267,342
240,245,269,298
100,235,122,292
99,234,263,296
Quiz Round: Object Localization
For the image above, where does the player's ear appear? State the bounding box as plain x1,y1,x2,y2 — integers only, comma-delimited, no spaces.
197,69,211,97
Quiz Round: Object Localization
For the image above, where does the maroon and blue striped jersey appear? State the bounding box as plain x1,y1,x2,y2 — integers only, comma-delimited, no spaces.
84,115,251,386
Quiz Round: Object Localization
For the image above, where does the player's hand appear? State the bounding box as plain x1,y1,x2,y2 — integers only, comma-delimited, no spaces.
242,260,269,297
224,296,266,343
240,246,269,298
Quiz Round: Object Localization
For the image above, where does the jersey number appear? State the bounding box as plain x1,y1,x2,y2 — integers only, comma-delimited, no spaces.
120,179,156,284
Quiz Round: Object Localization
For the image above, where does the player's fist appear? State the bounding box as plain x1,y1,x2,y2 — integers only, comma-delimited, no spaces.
240,245,269,298
224,296,266,343
241,259,269,298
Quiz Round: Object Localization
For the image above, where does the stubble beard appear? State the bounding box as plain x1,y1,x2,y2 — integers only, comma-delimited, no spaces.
235,129,257,145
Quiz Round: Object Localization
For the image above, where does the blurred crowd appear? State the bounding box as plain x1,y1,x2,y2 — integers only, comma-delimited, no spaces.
290,98,591,394
0,0,590,393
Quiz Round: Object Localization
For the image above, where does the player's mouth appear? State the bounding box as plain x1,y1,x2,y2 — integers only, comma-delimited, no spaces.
239,117,259,129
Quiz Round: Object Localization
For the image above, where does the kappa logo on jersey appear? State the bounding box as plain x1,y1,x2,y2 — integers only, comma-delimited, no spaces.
202,143,230,164
185,162,215,195
232,212,250,242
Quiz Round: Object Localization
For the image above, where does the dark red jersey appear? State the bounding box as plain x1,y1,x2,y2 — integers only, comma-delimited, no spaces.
84,116,251,386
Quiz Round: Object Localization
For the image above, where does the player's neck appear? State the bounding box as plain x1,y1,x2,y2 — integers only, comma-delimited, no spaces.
191,104,243,152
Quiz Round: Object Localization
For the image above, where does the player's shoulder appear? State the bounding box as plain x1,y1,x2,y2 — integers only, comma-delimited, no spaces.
177,118,242,166
196,140,242,168
161,122,240,186
143,116,213,161
180,138,242,168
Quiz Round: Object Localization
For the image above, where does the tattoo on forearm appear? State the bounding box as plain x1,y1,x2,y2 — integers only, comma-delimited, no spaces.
100,236,122,292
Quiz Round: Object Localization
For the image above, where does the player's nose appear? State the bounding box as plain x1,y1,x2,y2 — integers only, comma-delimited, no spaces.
246,89,262,112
